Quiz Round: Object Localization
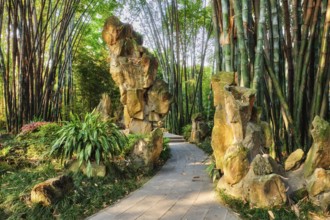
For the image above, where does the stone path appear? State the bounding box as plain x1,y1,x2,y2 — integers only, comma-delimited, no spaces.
88,135,240,220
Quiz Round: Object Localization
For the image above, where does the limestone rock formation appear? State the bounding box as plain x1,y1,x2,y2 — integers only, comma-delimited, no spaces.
31,175,74,206
307,168,330,197
244,172,287,208
310,191,330,211
260,121,275,158
303,116,330,177
211,72,287,208
190,113,209,144
251,154,276,176
243,122,266,161
131,128,164,169
102,16,172,134
307,168,330,211
211,72,235,169
223,143,249,184
217,154,287,207
285,148,304,171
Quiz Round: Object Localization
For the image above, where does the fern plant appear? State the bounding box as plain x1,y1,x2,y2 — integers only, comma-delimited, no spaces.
50,112,127,176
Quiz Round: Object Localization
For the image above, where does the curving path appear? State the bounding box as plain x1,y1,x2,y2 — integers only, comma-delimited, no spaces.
87,134,240,220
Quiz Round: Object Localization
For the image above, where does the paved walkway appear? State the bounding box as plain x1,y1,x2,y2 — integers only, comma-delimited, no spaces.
88,138,240,220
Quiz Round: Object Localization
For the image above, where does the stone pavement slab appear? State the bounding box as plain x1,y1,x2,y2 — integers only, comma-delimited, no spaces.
88,141,240,220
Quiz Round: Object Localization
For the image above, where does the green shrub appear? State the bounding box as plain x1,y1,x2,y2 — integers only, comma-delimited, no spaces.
206,159,220,182
182,124,192,140
50,112,127,177
159,137,171,161
197,137,213,155
122,134,148,156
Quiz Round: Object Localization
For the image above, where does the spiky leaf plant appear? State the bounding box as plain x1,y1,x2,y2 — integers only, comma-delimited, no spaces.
50,111,127,176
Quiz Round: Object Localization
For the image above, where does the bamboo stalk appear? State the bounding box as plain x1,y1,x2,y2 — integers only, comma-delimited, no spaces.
311,0,330,119
252,0,265,90
221,0,232,71
282,0,294,113
264,51,296,145
296,0,321,146
232,0,250,87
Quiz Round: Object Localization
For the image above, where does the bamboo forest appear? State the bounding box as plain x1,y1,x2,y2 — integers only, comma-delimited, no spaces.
0,0,329,219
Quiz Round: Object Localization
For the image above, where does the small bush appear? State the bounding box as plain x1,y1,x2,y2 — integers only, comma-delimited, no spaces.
159,137,171,162
182,124,192,140
122,134,148,156
50,112,127,177
206,159,220,182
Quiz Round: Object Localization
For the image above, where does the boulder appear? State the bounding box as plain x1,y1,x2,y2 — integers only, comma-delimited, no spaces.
310,191,330,212
217,177,244,199
307,168,330,197
218,153,287,208
304,116,330,177
251,154,274,175
285,149,304,171
31,175,74,206
244,173,287,208
132,128,163,168
190,113,209,144
223,144,249,184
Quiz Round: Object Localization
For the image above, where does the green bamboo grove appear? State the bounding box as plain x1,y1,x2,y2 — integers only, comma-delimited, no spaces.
213,0,330,156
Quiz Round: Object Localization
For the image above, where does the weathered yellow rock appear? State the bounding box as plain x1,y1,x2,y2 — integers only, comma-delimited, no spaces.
223,144,249,184
132,128,163,167
307,168,330,197
147,79,172,115
260,121,275,158
310,191,330,212
211,106,234,169
126,89,144,119
285,149,304,171
243,122,265,161
244,173,287,208
211,72,235,169
102,16,171,134
31,175,74,206
304,116,330,177
129,119,152,134
211,72,235,107
190,113,209,144
224,86,256,142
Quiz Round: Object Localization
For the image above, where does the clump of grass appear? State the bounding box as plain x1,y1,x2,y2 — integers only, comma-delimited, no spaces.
159,137,171,162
